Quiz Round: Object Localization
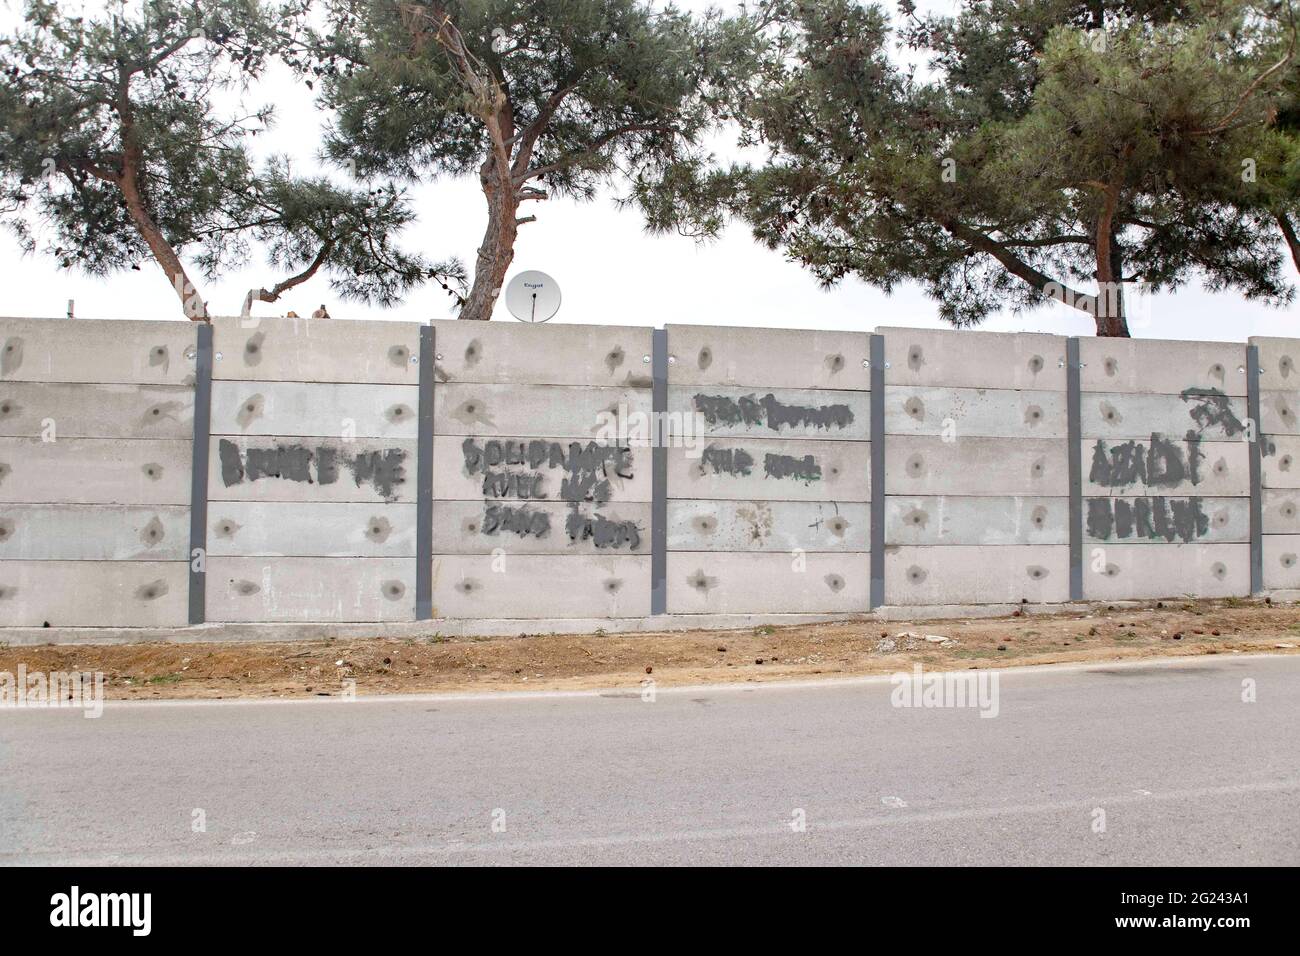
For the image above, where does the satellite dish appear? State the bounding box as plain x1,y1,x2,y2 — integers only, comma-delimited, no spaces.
505,270,561,323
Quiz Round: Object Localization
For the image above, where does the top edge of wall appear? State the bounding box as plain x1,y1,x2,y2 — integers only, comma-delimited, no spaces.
0,316,198,386
664,323,870,390
210,315,422,385
431,320,654,388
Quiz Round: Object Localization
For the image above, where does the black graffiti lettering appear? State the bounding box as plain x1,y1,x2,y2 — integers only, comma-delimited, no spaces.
693,392,854,432
1090,434,1203,490
1086,497,1114,540
565,506,641,550
482,470,546,499
764,452,821,483
700,445,754,476
1181,386,1245,437
482,504,551,539
1086,496,1211,543
1114,498,1134,538
218,439,244,486
462,437,484,474
216,440,404,501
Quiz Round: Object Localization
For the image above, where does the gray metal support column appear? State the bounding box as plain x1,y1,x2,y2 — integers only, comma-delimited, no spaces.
1066,337,1083,602
869,333,885,610
651,328,668,615
1247,343,1263,595
416,324,435,619
187,322,213,625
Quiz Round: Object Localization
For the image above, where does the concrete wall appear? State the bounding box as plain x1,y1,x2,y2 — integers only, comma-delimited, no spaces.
0,315,1282,627
880,327,1070,605
1250,336,1300,591
664,325,871,614
1079,337,1250,600
206,316,420,622
430,320,652,618
0,318,195,625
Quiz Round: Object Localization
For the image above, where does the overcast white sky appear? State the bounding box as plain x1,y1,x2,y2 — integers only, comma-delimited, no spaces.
1,0,1296,341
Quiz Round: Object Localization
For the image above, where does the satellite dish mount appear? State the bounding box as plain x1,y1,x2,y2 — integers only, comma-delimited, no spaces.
505,271,561,323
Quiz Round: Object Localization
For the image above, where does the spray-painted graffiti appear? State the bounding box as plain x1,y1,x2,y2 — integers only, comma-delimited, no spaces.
217,439,406,501
699,443,822,484
461,438,642,549
693,392,853,433
1086,496,1210,543
1089,433,1204,489
1179,386,1245,437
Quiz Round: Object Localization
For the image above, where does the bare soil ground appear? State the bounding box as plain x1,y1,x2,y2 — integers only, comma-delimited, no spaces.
3,598,1299,701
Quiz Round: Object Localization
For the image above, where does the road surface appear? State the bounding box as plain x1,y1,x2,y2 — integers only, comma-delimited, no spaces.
2,654,1298,865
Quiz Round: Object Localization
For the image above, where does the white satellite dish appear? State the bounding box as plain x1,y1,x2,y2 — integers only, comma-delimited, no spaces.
505,270,561,323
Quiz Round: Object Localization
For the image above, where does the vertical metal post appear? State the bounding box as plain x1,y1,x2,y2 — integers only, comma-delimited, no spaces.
1247,344,1263,595
651,328,668,615
187,322,213,625
869,333,885,610
1066,337,1083,602
416,324,435,619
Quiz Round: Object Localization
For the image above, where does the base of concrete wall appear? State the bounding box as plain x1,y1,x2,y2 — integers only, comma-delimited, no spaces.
3,595,1289,646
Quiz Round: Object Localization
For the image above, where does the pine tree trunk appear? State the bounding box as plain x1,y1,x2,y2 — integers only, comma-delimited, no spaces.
459,161,519,321
1093,191,1130,337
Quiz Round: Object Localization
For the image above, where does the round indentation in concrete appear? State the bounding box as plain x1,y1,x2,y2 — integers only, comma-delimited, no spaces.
1210,562,1227,579
903,397,924,419
698,347,712,370
214,519,240,538
149,345,169,366
827,516,848,535
826,353,845,373
382,580,406,600
1283,554,1297,569
0,400,16,417
135,579,168,601
236,394,264,428
688,570,717,592
907,346,924,371
604,578,623,594
388,345,410,367
1213,509,1228,527
605,347,625,373
455,578,480,595
243,333,265,365
824,573,845,592
1030,458,1046,477
142,463,163,480
1105,563,1120,577
1100,400,1121,424
366,516,392,542
140,516,165,546
1027,354,1044,374
1214,458,1228,476
1024,404,1043,426
1280,355,1295,378
1026,565,1048,581
1283,501,1297,519
692,515,717,534
1209,363,1225,379
905,508,928,528
0,518,13,540
1104,357,1119,376
1031,506,1048,528
386,404,412,423
234,579,260,596
1282,455,1293,472
906,565,927,584
464,339,482,365
906,454,925,477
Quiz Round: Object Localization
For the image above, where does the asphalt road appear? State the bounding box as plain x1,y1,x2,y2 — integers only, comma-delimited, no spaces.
2,654,1298,865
